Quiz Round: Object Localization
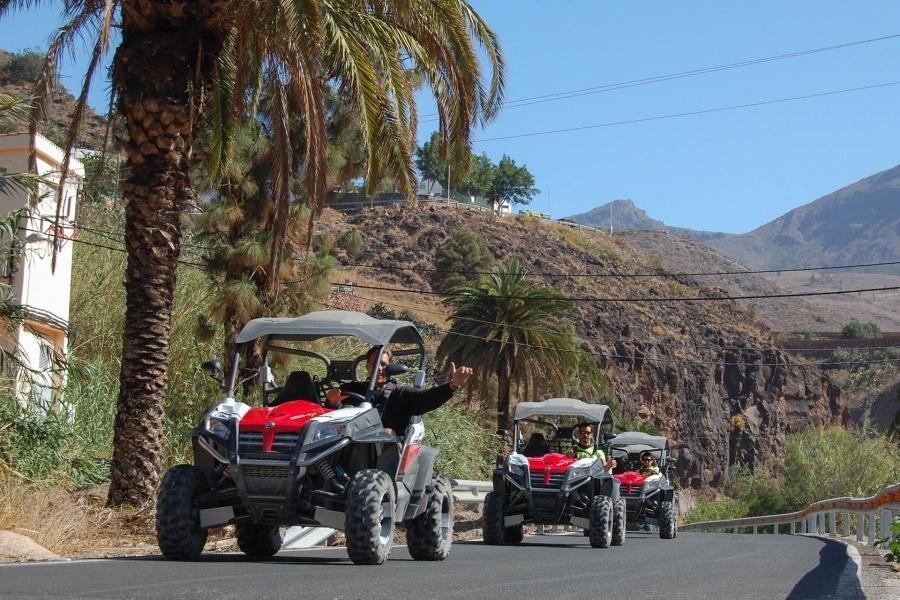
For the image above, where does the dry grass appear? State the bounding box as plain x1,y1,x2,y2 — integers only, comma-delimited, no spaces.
0,475,154,556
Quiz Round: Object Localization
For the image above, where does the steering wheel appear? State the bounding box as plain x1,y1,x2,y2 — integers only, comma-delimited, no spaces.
338,391,367,406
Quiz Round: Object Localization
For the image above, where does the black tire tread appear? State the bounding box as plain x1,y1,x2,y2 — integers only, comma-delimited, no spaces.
612,497,626,546
659,499,676,539
589,495,613,549
345,469,395,565
236,523,282,557
155,465,209,560
482,491,505,545
407,475,454,561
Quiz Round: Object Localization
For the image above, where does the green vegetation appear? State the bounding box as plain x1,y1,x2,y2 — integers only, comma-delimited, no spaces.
3,49,45,83
685,426,900,523
841,321,882,339
433,229,495,290
880,516,900,562
339,229,364,259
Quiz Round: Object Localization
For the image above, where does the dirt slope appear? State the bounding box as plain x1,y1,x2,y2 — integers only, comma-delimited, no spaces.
329,205,846,490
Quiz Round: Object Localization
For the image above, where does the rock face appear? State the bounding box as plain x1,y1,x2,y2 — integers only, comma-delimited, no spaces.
334,204,847,489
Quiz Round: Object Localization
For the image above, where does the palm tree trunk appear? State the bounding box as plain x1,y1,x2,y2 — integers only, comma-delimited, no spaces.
107,3,224,506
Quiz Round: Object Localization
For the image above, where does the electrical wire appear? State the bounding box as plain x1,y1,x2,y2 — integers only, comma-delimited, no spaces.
475,80,900,143
331,280,900,303
421,33,900,119
337,259,900,279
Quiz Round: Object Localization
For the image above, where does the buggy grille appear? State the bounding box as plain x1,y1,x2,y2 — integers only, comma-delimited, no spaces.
620,484,643,498
241,464,291,479
530,472,566,490
238,431,300,455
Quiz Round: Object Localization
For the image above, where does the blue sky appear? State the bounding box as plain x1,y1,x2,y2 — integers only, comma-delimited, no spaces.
2,1,899,233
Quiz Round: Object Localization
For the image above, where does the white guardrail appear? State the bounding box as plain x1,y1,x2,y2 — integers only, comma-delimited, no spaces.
681,483,900,547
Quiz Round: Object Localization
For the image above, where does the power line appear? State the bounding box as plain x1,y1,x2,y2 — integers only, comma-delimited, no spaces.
320,298,900,369
332,281,900,303
474,80,900,143
421,33,900,120
338,258,900,279
339,291,900,354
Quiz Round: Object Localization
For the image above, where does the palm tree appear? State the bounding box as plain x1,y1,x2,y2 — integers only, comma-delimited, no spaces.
436,258,585,442
2,0,504,505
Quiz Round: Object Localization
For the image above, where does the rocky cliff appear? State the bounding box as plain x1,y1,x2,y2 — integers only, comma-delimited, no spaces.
329,204,847,490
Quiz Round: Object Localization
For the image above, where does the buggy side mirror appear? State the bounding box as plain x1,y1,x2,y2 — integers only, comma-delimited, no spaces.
602,432,616,444
385,363,410,377
201,358,223,379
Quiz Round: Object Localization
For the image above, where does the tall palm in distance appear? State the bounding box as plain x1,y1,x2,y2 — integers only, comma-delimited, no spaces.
1,0,504,505
436,258,586,443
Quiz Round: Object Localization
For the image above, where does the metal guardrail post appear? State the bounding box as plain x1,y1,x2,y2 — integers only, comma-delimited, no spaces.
856,513,865,542
752,525,758,534
881,508,892,540
867,512,877,545
844,510,851,537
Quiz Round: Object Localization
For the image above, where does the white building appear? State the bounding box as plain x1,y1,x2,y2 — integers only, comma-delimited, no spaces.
0,132,83,409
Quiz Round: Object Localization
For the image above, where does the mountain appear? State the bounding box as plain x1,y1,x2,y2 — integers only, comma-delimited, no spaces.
329,204,846,491
0,48,108,151
706,163,900,271
565,199,731,243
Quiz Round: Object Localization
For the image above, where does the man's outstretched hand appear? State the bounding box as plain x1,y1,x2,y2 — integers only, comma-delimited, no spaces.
449,362,473,391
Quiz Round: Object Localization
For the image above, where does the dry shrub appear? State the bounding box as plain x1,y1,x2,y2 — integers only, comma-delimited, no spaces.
0,475,148,555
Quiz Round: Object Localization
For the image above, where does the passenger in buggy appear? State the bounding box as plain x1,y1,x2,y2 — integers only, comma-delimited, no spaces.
639,451,660,477
566,423,616,471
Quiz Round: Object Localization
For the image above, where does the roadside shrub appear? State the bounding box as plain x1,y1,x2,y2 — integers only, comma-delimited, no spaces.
4,50,45,83
841,321,881,339
424,404,499,480
339,229,364,258
432,229,495,290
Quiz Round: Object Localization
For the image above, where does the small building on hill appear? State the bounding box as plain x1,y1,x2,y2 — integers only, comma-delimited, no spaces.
329,180,511,215
0,132,83,410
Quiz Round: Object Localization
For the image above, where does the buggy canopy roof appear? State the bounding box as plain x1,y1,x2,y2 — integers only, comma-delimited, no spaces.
236,311,424,347
514,398,610,423
611,431,669,452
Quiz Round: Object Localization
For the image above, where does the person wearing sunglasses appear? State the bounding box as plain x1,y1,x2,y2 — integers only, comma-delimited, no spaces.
569,423,616,471
638,451,660,476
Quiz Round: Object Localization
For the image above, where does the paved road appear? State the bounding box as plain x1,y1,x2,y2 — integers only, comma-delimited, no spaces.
0,532,864,600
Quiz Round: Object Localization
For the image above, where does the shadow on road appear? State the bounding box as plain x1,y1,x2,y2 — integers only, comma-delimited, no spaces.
787,538,864,600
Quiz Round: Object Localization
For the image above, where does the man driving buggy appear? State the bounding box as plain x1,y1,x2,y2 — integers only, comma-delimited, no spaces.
325,346,473,436
568,423,616,471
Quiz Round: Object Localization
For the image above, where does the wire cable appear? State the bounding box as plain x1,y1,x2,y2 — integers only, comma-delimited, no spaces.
332,281,900,303
421,33,900,119
475,80,900,143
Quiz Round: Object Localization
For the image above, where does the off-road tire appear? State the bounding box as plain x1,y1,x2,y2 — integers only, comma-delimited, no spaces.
345,469,396,565
407,475,453,561
482,491,505,545
589,495,613,549
156,465,209,560
659,499,676,539
504,523,524,545
236,524,282,557
612,497,626,546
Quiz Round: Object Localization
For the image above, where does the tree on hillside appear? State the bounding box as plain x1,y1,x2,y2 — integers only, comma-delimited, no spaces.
436,258,583,443
841,321,881,339
414,132,449,193
486,155,539,208
6,0,504,506
432,229,495,291
456,152,494,199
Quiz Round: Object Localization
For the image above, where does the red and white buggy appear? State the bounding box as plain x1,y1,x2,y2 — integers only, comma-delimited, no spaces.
610,431,677,539
155,311,453,565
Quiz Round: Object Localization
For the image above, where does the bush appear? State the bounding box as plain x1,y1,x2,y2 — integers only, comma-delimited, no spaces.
4,50,45,83
339,229,364,258
433,229,495,290
841,321,881,339
424,404,498,480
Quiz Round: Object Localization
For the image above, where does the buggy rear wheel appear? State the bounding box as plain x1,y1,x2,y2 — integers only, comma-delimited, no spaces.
589,495,613,549
612,497,626,546
345,469,396,565
236,523,282,557
407,475,454,561
659,500,676,539
155,465,209,560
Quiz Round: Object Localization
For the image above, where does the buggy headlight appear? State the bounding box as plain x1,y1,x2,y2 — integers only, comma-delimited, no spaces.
203,415,230,440
310,423,345,444
569,465,592,480
507,455,528,478
642,478,660,494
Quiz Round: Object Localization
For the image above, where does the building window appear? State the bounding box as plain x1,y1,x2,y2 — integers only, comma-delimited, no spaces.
38,339,53,371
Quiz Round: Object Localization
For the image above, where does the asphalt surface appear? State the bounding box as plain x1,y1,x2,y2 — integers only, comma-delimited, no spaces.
0,532,864,600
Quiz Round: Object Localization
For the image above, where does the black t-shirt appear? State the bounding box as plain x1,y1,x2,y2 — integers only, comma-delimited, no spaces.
339,381,455,435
